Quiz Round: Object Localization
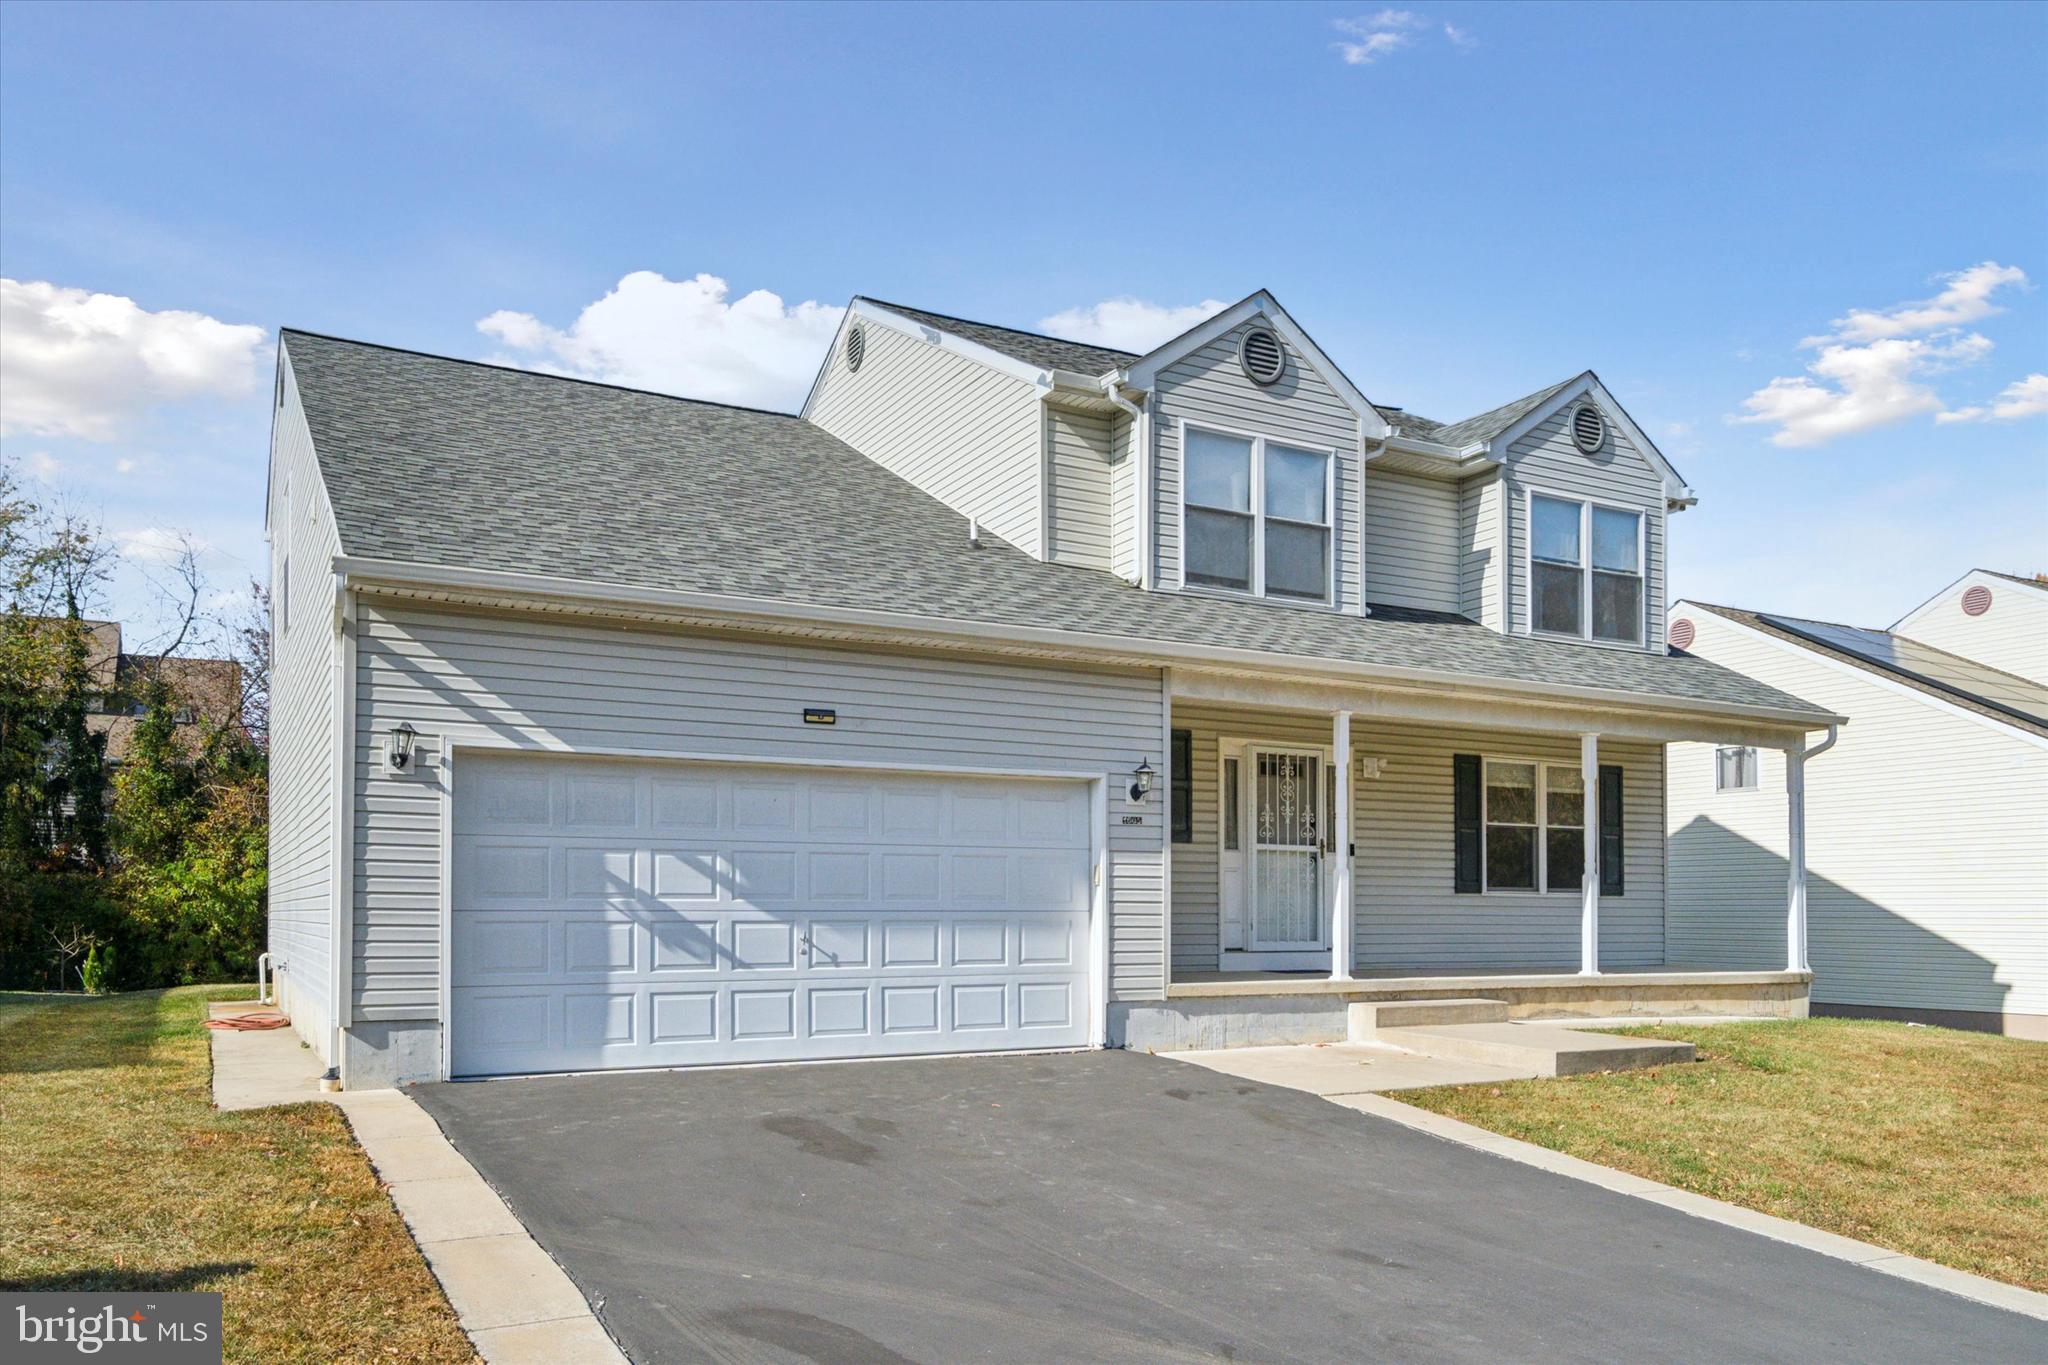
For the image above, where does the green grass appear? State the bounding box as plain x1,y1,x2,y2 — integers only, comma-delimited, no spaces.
1401,1017,2047,1291
0,987,475,1362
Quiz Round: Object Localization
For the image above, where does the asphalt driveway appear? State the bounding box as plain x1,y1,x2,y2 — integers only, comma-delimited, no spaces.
411,1050,2036,1363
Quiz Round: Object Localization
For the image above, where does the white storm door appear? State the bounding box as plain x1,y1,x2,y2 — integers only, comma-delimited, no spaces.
1249,748,1325,950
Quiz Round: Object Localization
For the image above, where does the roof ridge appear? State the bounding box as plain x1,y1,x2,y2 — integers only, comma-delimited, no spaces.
858,298,1139,363
278,327,810,421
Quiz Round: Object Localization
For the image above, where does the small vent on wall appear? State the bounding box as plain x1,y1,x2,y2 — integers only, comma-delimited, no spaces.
845,323,866,373
1571,403,1606,454
1667,617,1696,651
1961,584,1993,617
1239,327,1285,386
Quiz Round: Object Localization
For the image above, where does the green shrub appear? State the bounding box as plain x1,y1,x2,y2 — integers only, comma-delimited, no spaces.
80,941,115,994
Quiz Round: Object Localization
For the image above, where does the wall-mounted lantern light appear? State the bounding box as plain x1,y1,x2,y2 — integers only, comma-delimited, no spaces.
1129,757,1155,804
387,722,418,774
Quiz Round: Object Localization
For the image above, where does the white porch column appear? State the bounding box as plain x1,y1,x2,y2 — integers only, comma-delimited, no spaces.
1330,710,1354,982
1579,732,1600,976
1786,744,1808,973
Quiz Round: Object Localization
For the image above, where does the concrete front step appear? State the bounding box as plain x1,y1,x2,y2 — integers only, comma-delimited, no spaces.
1348,997,1510,1034
1376,1021,1695,1077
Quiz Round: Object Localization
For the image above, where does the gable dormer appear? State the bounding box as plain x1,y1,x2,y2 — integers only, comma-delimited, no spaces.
1116,293,1390,613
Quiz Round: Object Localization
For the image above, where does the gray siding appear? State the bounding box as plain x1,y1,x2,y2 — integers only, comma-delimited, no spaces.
1046,406,1113,571
1892,574,2048,683
350,603,1170,1020
1109,412,1137,581
1504,402,1667,646
1667,610,2048,1018
1152,320,1362,609
1458,473,1504,628
1170,705,1666,974
807,317,1046,557
267,351,343,1063
1363,467,1461,612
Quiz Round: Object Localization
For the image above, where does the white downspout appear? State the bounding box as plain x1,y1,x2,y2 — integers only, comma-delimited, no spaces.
1103,376,1150,589
1785,723,1839,975
1357,426,1388,616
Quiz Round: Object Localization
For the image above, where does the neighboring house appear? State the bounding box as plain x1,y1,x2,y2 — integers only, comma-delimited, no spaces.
1665,574,2048,1039
266,292,1841,1087
31,617,241,761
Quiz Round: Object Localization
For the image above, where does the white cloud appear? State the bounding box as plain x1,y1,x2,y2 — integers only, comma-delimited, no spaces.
25,451,61,482
0,279,267,439
476,271,843,411
118,526,209,566
1733,263,2033,447
1936,373,2048,425
1037,297,1230,354
1334,11,1461,65
1807,261,2028,346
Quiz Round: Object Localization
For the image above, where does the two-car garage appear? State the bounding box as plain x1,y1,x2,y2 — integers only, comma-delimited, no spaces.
448,752,1096,1078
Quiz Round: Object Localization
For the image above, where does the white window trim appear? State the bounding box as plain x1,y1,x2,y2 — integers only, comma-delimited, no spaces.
1176,417,1337,606
1714,745,1761,794
1480,756,1588,896
1523,485,1650,647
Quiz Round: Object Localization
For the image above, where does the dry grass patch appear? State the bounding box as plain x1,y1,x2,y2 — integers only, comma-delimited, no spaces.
1401,1017,2046,1291
0,986,474,1363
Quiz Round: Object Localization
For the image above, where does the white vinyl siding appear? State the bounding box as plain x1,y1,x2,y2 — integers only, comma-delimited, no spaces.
1505,402,1665,645
1045,406,1114,571
1170,704,1665,974
1458,473,1504,627
807,317,1046,558
1891,574,2048,684
1151,320,1362,609
349,603,1169,1020
1667,610,2048,1020
266,352,343,1064
1364,467,1461,612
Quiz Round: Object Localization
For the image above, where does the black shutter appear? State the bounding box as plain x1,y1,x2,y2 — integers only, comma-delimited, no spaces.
1170,729,1193,844
1453,754,1482,893
1599,764,1624,897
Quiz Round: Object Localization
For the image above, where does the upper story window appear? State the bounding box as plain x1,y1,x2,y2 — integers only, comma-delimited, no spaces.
1531,493,1644,644
1184,424,1331,603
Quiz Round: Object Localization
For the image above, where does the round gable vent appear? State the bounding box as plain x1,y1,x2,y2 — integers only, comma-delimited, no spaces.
1570,403,1606,454
845,323,866,373
1239,326,1286,386
1667,617,1697,651
1961,584,1993,617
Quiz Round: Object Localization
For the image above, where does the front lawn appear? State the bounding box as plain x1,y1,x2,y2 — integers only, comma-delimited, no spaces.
0,986,474,1362
1401,1017,2046,1291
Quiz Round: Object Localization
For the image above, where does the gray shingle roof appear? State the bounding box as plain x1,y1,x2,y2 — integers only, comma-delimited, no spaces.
1428,375,1583,449
1687,603,2048,738
861,299,1136,377
285,330,1833,722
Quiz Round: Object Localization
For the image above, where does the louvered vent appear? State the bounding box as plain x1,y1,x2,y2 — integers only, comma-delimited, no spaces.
845,323,866,373
1667,617,1696,651
1239,327,1285,386
1961,584,1993,616
1571,403,1606,453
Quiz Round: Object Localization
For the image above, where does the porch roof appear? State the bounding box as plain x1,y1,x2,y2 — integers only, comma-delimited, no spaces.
288,329,1839,733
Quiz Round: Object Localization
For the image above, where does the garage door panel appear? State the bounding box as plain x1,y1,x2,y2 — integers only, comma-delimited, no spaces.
452,756,1093,1077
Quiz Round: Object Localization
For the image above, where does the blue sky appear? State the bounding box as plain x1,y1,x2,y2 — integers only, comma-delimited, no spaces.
3,0,2043,639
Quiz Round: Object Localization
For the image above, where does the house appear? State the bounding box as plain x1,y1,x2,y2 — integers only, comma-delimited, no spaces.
265,292,1842,1088
1665,572,2048,1039
28,616,241,760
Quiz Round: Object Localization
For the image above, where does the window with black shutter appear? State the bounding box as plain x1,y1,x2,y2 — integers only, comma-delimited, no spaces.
1599,764,1625,896
1170,729,1193,844
1453,754,1482,892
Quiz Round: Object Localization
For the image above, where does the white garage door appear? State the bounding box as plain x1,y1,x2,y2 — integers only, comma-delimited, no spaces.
450,754,1093,1077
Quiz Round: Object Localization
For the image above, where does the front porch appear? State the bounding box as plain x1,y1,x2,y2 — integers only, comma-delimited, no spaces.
1127,668,1828,1051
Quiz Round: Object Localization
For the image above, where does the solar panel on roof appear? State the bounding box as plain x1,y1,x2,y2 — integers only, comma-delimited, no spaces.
1759,614,2048,726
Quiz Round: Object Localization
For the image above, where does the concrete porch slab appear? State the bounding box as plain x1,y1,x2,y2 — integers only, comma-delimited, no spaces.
1164,1042,1538,1094
207,1002,331,1111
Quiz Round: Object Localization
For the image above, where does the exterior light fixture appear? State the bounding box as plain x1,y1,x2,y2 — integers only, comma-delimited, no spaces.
387,722,418,774
1129,757,1155,804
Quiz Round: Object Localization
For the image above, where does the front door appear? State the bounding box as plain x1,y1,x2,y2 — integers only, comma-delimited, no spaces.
1249,748,1325,951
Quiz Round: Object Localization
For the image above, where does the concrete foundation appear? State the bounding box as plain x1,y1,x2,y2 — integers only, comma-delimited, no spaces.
342,1020,442,1088
1115,970,1808,1052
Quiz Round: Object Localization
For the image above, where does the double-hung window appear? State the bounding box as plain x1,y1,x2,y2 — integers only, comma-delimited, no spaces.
1184,425,1331,602
1531,494,1645,644
1483,759,1586,893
